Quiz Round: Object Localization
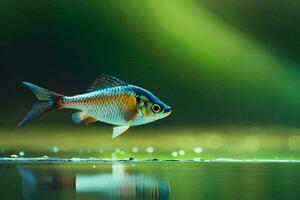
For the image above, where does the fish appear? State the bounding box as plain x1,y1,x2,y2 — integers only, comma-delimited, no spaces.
19,75,171,138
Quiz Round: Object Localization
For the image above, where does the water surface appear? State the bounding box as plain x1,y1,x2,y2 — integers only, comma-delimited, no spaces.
1,161,300,200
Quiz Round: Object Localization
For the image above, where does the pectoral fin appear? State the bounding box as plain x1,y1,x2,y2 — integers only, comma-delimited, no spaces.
72,112,97,124
112,125,130,138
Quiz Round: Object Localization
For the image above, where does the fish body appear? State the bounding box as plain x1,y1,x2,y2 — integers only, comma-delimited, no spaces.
19,75,171,137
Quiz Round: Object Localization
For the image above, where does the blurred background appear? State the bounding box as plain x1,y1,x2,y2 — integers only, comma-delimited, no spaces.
1,0,300,160
2,2,300,199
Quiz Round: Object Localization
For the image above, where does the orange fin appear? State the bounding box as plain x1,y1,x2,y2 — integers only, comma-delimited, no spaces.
72,112,97,124
124,96,138,121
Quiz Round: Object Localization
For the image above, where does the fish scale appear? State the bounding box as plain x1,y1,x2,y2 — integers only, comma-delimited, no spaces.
64,86,134,124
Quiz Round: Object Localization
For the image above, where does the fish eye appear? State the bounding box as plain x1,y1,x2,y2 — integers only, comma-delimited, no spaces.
151,104,161,113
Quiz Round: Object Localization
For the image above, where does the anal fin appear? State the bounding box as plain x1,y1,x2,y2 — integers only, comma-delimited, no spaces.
112,125,130,138
72,112,97,124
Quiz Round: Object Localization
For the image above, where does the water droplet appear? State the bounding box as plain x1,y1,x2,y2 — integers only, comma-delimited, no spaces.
132,147,139,153
129,157,135,161
171,151,178,157
92,165,96,168
146,147,154,153
18,151,25,157
52,146,59,153
179,150,186,156
10,154,18,158
194,147,203,154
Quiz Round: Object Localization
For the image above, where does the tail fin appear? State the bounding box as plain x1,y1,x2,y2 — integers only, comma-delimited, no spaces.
19,82,65,126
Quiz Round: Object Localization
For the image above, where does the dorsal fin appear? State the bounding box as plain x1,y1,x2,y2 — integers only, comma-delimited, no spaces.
87,75,127,92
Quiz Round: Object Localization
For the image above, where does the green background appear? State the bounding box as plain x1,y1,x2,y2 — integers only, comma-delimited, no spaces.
1,0,300,127
1,2,300,199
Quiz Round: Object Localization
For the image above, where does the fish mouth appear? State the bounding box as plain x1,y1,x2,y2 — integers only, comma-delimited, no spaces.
164,107,172,116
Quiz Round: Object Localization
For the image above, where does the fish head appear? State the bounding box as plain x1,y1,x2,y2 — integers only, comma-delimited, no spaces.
132,86,171,124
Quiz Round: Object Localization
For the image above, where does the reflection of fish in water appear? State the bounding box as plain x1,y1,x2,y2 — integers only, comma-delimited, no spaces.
19,75,171,138
17,164,170,200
